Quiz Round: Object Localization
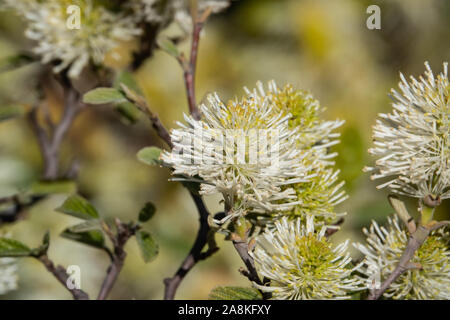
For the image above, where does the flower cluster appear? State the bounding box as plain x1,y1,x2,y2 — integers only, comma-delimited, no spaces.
251,216,362,299
354,215,450,299
2,0,141,78
128,0,230,26
163,82,312,222
0,0,232,78
365,62,450,200
259,82,346,222
162,81,345,224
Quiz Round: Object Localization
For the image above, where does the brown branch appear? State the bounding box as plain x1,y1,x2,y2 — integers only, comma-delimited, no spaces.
120,84,173,149
178,10,212,120
0,81,83,225
163,192,218,300
37,254,89,300
367,225,430,300
127,7,218,300
232,239,262,285
125,73,217,300
97,219,139,300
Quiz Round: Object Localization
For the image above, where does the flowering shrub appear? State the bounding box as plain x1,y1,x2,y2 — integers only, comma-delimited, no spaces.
0,0,448,301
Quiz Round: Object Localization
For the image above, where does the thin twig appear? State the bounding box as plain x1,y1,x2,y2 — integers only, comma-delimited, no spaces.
232,239,262,285
97,219,139,300
163,192,218,299
367,225,430,300
0,81,83,224
120,84,173,149
178,9,212,120
37,254,89,300
128,7,218,300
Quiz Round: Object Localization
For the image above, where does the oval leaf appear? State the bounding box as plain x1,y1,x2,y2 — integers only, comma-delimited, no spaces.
136,231,158,263
114,71,143,95
56,195,99,220
60,229,105,249
83,88,126,105
157,37,180,58
137,147,162,166
0,238,31,257
68,220,101,233
115,102,141,125
138,202,156,223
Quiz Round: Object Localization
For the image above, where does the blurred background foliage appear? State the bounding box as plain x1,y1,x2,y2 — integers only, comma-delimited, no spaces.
0,0,449,299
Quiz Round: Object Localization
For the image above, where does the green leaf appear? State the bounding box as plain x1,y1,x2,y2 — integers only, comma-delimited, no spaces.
0,104,26,122
60,229,105,249
0,54,34,73
157,37,180,58
0,238,31,257
138,202,156,223
55,195,99,220
115,102,141,125
67,220,102,233
136,231,158,263
28,180,77,196
114,71,143,95
137,147,163,166
208,286,263,300
83,88,126,105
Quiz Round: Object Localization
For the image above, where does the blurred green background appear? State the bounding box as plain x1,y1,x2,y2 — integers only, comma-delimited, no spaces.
0,0,449,299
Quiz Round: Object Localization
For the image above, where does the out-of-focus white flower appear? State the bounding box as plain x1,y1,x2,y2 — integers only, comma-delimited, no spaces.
251,216,362,300
365,62,450,200
162,82,315,222
354,215,450,299
129,0,231,33
172,0,231,34
127,0,173,24
2,0,141,78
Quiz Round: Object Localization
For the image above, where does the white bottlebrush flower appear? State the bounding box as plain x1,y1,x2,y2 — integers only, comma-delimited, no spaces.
251,216,362,300
162,82,316,221
354,215,450,299
251,81,347,223
2,0,141,78
365,62,450,200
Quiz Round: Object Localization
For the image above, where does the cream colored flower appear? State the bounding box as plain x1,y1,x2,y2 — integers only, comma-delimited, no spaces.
251,216,362,299
365,62,450,200
162,83,313,223
2,0,141,78
354,215,450,299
